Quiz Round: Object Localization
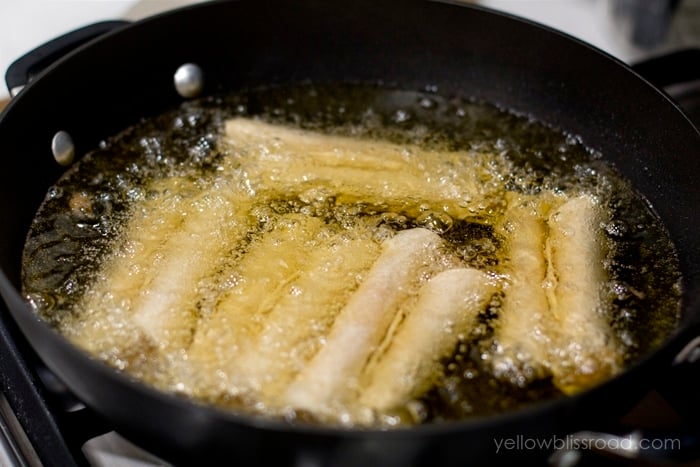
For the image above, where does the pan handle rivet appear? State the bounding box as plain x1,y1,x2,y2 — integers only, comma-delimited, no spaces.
174,63,204,98
51,131,75,166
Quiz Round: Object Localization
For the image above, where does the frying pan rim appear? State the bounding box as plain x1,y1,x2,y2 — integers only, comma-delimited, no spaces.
1,0,699,451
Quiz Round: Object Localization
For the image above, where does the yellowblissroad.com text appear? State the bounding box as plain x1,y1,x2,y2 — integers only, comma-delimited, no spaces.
493,434,680,454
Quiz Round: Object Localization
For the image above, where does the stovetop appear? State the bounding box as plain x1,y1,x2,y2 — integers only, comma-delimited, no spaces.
2,1,700,466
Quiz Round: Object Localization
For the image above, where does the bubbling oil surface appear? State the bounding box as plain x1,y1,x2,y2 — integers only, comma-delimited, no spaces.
22,84,682,425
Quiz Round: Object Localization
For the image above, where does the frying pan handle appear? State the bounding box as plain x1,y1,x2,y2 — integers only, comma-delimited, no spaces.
5,20,130,98
630,48,700,89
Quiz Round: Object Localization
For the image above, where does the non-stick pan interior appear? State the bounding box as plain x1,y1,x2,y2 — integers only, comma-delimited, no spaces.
1,0,699,464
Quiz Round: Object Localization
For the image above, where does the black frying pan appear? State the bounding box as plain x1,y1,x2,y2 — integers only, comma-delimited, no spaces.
1,1,700,465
